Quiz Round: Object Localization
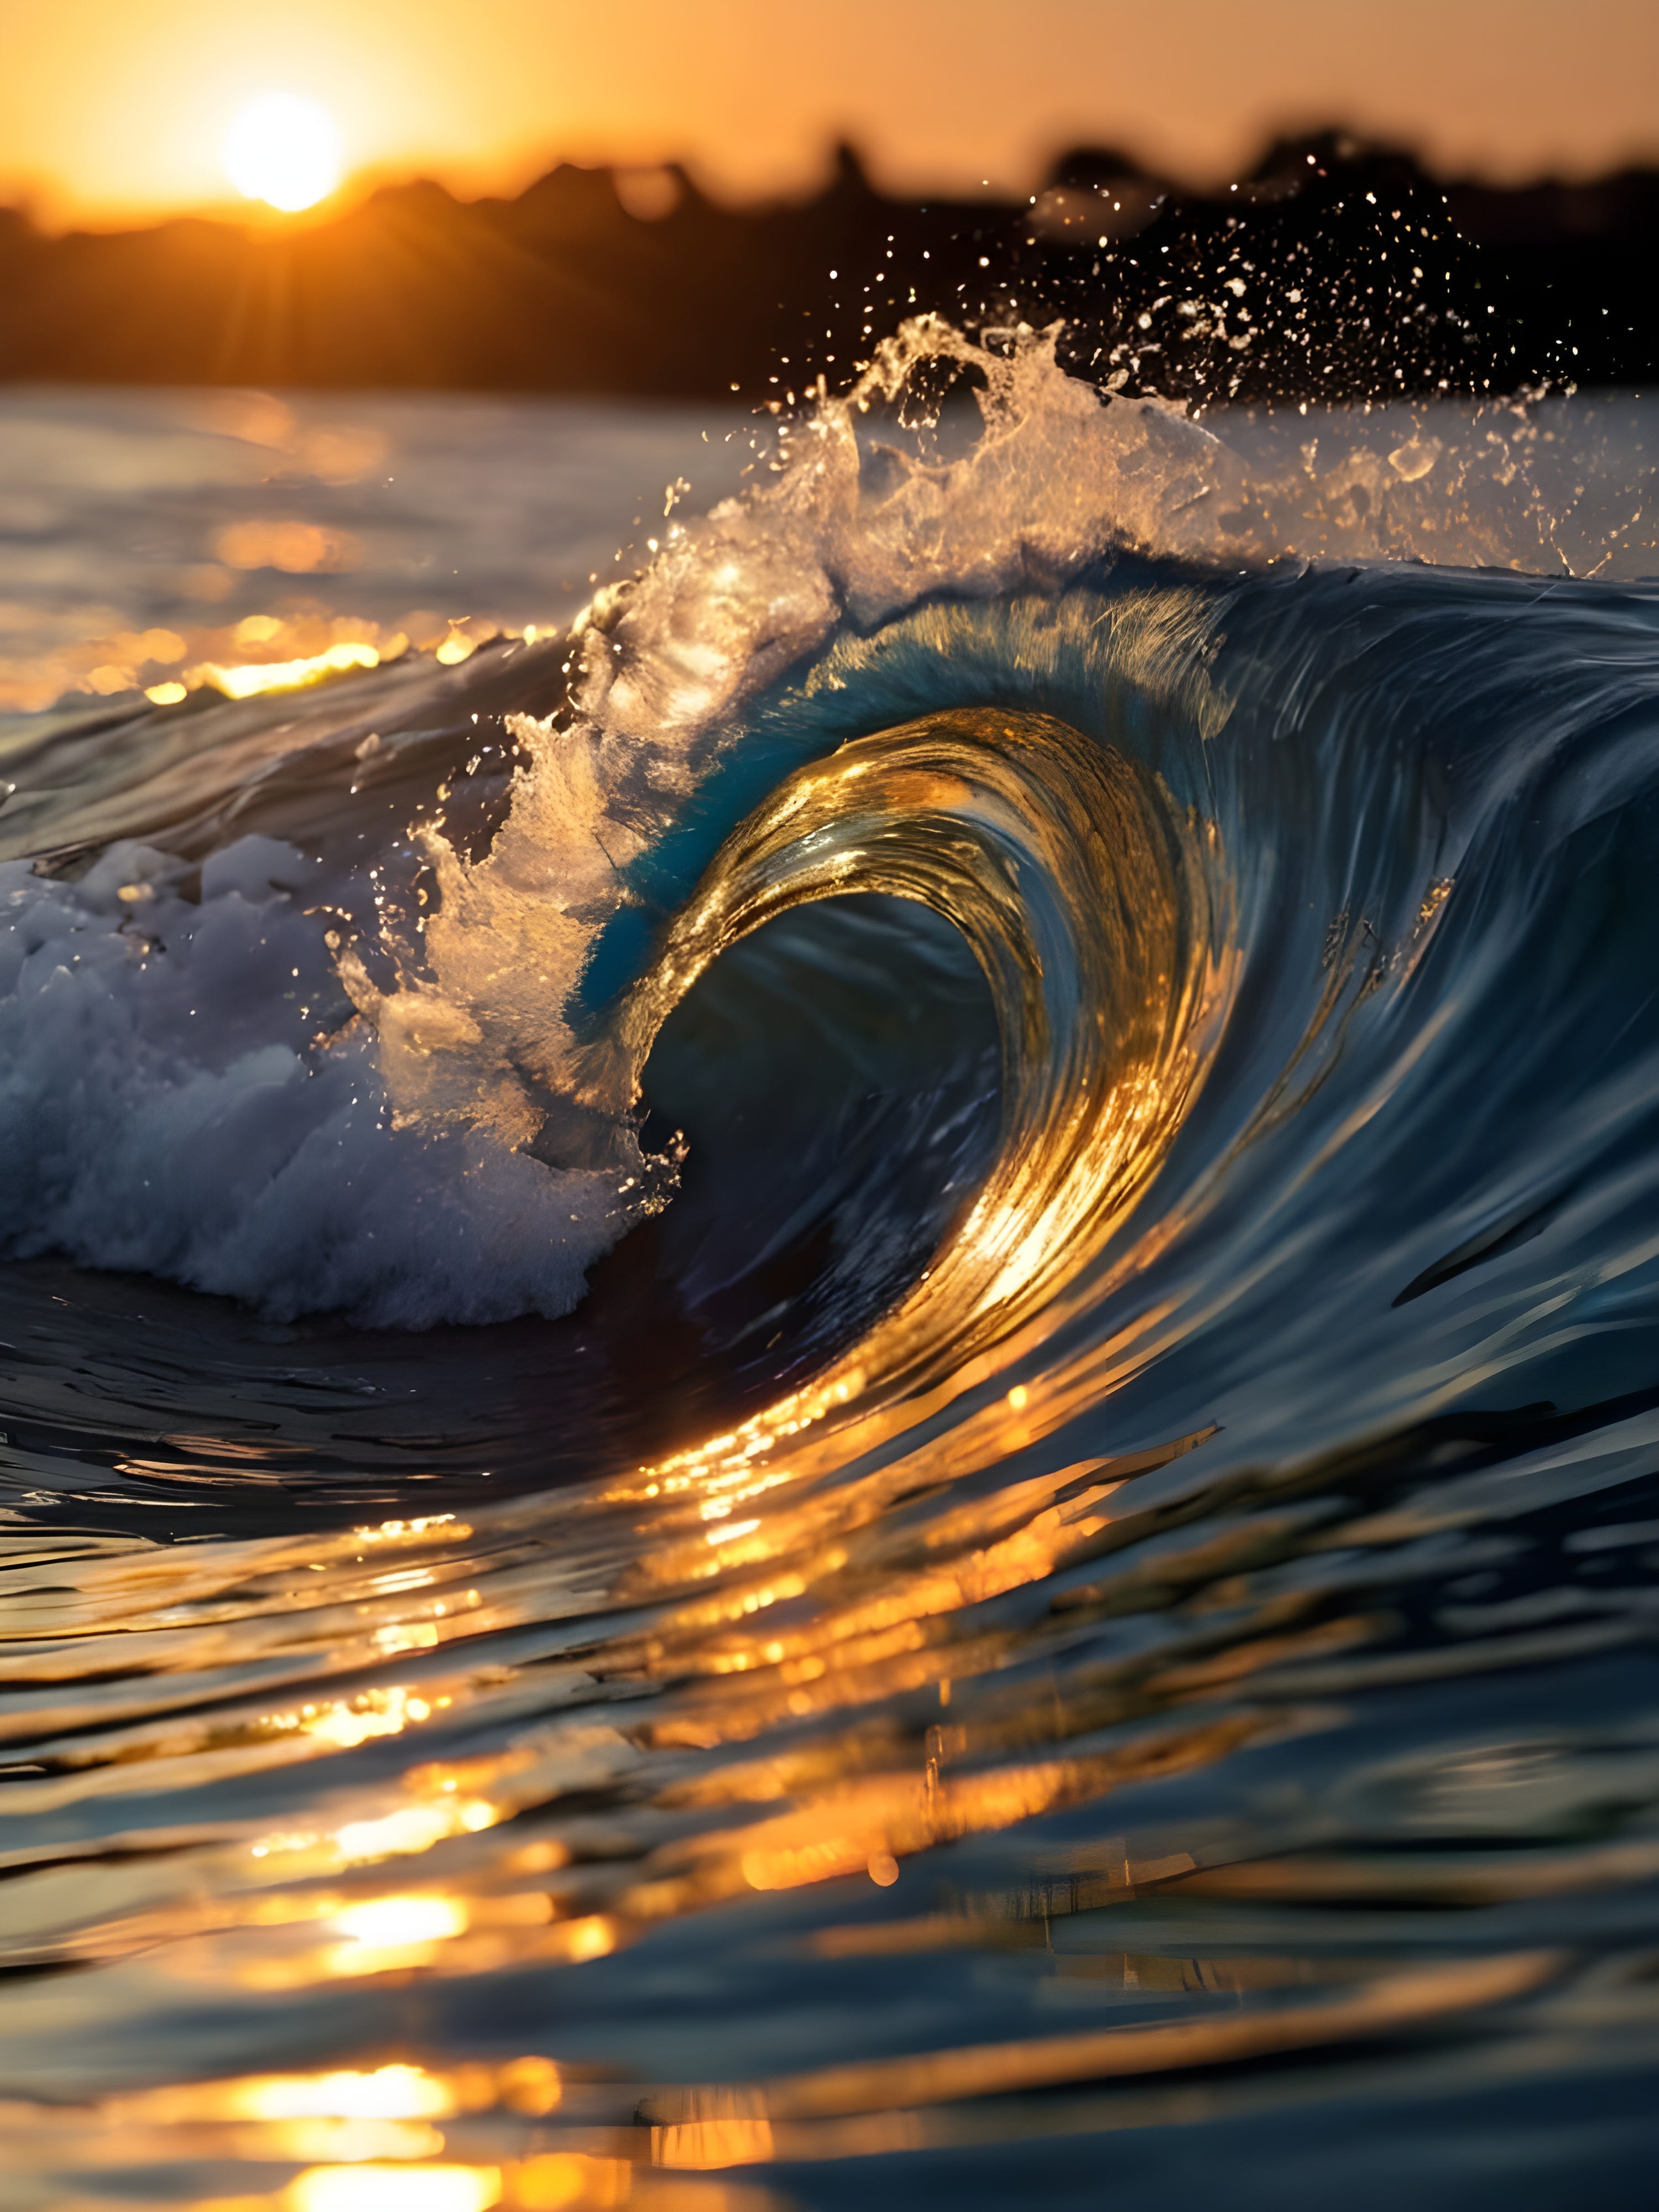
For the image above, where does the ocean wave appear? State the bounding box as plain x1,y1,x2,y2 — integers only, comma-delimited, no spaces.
4,323,1659,2203
4,322,1658,1343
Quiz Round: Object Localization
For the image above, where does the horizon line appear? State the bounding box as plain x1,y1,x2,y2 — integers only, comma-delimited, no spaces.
7,123,1659,241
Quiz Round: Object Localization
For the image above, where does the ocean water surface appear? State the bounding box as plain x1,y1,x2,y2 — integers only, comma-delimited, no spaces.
2,335,1659,2210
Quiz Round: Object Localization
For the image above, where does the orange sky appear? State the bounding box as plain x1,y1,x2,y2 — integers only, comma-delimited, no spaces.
2,0,1656,228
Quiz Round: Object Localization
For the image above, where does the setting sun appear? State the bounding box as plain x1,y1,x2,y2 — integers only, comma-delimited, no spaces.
222,92,341,212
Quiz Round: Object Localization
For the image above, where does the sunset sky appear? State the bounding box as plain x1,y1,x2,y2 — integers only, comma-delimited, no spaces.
1,0,1656,228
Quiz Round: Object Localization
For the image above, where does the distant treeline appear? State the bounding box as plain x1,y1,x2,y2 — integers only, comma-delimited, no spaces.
1,133,1653,401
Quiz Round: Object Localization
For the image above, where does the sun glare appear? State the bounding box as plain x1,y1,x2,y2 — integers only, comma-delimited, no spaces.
223,94,341,213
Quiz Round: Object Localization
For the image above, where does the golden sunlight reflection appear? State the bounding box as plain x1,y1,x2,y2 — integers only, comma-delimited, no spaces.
331,1794,498,1862
84,2057,561,2130
306,1893,474,1980
222,93,343,214
0,2050,797,2209
0,2055,802,2211
287,2166,500,2212
240,2065,457,2121
332,1895,469,1946
1,601,517,712
282,1683,437,1751
191,640,388,699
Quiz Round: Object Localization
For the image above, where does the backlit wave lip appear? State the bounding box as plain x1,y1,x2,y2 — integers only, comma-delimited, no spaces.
598,703,1227,1411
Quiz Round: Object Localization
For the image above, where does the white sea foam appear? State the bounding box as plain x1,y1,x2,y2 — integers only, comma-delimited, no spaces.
0,837,626,1326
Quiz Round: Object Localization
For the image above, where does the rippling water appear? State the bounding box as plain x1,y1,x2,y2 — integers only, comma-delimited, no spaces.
4,332,1659,2211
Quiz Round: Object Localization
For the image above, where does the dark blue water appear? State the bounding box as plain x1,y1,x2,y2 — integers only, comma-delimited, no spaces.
2,352,1658,2212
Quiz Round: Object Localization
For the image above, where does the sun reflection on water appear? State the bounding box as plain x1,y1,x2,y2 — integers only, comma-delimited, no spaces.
0,2047,794,2210
6,603,517,713
286,2167,500,2212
